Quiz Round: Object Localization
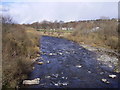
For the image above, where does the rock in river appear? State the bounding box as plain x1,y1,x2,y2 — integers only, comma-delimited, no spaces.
109,75,117,78
76,65,82,68
38,61,44,65
23,78,40,85
101,79,110,84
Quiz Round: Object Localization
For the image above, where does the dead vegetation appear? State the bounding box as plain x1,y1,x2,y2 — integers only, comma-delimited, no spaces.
64,19,118,51
2,16,40,88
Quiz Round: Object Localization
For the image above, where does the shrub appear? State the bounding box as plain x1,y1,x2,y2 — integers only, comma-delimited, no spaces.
2,16,40,88
67,19,118,50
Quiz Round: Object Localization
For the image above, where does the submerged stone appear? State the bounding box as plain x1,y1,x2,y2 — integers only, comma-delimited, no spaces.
45,76,51,78
76,65,82,68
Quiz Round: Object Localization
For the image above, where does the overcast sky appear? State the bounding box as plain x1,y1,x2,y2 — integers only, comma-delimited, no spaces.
1,0,118,24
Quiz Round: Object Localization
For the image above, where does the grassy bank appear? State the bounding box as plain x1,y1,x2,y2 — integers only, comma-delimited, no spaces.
2,22,40,88
63,20,118,51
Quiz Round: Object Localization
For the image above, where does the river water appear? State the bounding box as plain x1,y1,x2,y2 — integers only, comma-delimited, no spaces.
26,36,119,88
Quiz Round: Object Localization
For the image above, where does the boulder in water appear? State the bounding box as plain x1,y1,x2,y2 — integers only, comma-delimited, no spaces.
109,75,117,78
38,61,44,65
23,78,40,85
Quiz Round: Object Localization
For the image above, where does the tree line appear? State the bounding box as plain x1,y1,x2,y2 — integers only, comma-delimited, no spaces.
23,18,118,30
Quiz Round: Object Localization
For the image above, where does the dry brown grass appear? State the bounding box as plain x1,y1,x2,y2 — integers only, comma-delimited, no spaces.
2,24,40,88
36,30,71,38
64,19,118,51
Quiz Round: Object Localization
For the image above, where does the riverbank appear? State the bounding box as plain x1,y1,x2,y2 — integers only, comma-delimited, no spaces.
2,23,40,88
79,44,119,73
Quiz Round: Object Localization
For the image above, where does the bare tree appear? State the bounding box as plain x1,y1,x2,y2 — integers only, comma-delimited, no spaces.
2,15,14,24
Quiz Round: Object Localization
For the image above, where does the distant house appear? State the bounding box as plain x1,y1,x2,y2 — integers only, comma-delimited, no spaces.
49,27,74,31
68,27,73,30
61,27,73,30
61,27,67,30
50,29,56,31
